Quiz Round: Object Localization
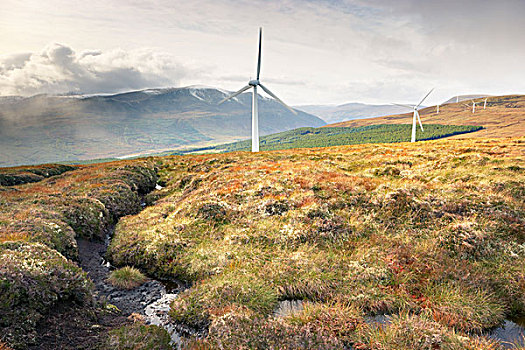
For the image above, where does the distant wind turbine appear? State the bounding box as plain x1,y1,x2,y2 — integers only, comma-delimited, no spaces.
393,88,434,143
484,98,488,109
218,27,297,152
465,100,477,113
436,104,440,114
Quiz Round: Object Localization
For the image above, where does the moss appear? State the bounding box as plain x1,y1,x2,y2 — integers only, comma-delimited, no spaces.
0,242,92,349
92,182,141,219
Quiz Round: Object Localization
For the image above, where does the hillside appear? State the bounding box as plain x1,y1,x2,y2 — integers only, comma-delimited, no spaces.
0,86,324,167
1,137,524,349
206,124,482,153
327,95,525,138
295,103,410,124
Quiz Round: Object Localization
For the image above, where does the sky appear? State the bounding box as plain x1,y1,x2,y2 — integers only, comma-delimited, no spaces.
1,0,524,105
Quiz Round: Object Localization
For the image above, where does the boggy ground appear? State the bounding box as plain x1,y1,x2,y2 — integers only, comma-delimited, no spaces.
108,137,525,349
0,159,174,349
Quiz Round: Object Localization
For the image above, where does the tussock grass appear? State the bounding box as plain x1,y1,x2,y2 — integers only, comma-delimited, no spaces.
108,266,148,289
102,323,171,350
107,137,524,348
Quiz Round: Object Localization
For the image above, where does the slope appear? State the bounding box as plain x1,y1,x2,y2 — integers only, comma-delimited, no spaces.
327,95,525,138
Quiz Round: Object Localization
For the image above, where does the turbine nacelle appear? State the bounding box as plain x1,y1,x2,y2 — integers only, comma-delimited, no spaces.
249,79,260,86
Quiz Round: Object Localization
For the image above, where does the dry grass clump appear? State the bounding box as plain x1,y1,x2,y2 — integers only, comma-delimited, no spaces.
0,341,13,350
352,313,504,350
187,310,345,349
108,266,148,289
102,137,524,347
101,323,171,350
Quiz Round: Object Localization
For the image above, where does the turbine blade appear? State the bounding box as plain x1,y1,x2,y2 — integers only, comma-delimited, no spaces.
256,28,262,80
218,85,251,104
416,110,424,131
259,83,297,115
392,103,416,110
416,88,434,109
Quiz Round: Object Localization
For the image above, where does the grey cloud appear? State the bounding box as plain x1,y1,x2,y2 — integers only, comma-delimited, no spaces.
0,43,194,96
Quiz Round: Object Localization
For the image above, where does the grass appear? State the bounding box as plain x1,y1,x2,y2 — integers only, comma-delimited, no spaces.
0,164,75,186
1,136,524,349
108,266,148,289
101,323,171,350
105,136,524,348
0,159,158,348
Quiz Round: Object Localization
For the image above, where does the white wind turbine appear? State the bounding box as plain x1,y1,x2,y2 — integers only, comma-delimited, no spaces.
465,100,477,113
393,88,434,143
218,27,297,152
436,104,440,114
483,98,488,109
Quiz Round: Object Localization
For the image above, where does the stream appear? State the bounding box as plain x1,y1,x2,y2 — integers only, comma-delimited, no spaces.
78,231,184,348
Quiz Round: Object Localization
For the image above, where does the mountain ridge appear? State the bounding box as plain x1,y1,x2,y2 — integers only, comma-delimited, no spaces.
0,86,325,166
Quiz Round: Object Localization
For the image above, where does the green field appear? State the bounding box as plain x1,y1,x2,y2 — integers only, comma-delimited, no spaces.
208,124,483,153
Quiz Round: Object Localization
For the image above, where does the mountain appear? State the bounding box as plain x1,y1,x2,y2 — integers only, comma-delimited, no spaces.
294,103,413,124
0,86,325,166
326,95,525,138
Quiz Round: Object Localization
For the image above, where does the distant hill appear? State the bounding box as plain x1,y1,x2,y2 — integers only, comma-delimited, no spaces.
443,95,490,104
176,124,482,154
295,103,410,124
0,86,324,166
327,95,525,139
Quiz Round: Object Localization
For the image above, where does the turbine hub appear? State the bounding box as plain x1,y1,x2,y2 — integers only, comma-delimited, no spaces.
249,79,260,86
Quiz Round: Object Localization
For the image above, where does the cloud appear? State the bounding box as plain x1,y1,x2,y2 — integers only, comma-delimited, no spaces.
0,43,194,96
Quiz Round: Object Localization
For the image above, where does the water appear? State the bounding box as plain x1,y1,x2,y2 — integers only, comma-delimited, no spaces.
144,291,182,348
273,300,304,318
487,319,525,349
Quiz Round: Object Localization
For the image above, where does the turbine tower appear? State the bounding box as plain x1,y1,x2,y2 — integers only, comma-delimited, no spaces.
483,98,488,109
436,104,440,114
393,88,434,143
218,28,297,152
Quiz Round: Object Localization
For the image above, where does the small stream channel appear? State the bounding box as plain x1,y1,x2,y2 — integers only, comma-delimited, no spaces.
77,187,185,348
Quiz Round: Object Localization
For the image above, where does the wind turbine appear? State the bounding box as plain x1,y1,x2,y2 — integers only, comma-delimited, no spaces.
436,104,440,114
464,100,477,113
483,98,488,109
393,88,434,143
218,27,297,152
